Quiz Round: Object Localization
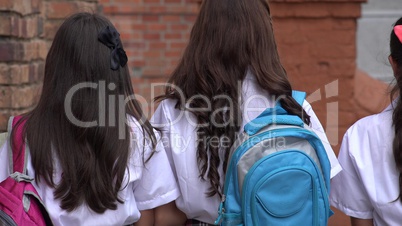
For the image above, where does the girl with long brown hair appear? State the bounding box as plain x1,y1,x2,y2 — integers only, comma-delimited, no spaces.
330,17,402,226
0,12,184,226
152,0,341,224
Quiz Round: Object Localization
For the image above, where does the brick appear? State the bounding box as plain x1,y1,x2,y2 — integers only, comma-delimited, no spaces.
0,87,12,108
144,50,161,58
132,23,147,31
144,33,161,40
184,15,197,22
133,60,146,67
0,64,10,84
0,15,11,36
0,0,13,10
147,23,167,31
117,5,145,14
7,16,39,39
310,43,355,59
271,2,362,19
125,42,146,52
46,2,97,19
142,69,162,78
10,84,42,109
162,15,181,22
115,0,142,3
36,62,45,82
0,42,15,62
38,40,48,60
31,0,41,13
149,42,167,49
164,33,182,40
102,5,118,14
44,20,62,40
143,15,159,22
170,24,188,31
149,6,167,14
25,16,39,38
146,58,165,67
21,41,39,62
164,50,183,58
9,64,29,84
169,41,187,49
10,16,20,37
11,0,33,16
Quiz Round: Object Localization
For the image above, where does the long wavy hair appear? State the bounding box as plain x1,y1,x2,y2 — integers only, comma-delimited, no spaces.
391,17,402,203
156,0,310,197
11,13,156,213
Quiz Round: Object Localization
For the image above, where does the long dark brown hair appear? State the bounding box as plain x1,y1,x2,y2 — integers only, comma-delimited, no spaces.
156,0,310,197
11,13,156,213
391,17,402,203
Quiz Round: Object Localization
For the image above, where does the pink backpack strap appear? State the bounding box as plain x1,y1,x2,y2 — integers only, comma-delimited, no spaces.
7,115,28,175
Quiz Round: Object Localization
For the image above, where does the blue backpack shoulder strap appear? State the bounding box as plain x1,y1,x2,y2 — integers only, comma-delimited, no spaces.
243,91,307,135
292,90,306,106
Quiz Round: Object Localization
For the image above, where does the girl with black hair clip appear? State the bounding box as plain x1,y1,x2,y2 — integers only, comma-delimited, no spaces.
0,12,185,226
152,0,341,225
330,17,402,226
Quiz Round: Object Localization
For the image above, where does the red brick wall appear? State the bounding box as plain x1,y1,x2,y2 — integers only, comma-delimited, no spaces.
0,0,45,131
100,0,200,117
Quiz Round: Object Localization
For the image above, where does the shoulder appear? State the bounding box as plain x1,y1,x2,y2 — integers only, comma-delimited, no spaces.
157,99,178,115
152,99,187,126
346,108,393,141
341,106,393,162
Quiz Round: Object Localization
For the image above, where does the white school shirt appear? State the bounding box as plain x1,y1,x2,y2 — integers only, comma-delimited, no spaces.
151,72,342,224
0,117,180,226
330,103,402,226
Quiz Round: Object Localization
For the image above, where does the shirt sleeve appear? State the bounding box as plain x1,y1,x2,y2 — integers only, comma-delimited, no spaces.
329,129,374,219
129,118,180,211
303,100,342,178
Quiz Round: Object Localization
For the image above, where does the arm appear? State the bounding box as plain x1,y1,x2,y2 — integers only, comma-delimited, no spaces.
351,217,374,226
330,126,374,222
154,202,187,226
134,209,155,226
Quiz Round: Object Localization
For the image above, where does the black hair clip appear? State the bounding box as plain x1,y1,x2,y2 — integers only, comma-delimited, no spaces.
98,26,128,71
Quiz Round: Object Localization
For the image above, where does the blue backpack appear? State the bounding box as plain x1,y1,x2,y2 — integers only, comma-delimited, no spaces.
215,91,332,226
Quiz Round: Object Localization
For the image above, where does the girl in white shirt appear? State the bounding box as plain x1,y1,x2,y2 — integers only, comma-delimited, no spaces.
0,12,185,226
152,0,341,224
330,17,402,226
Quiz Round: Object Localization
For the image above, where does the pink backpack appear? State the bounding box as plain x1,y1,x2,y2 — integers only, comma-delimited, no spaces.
0,116,52,226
